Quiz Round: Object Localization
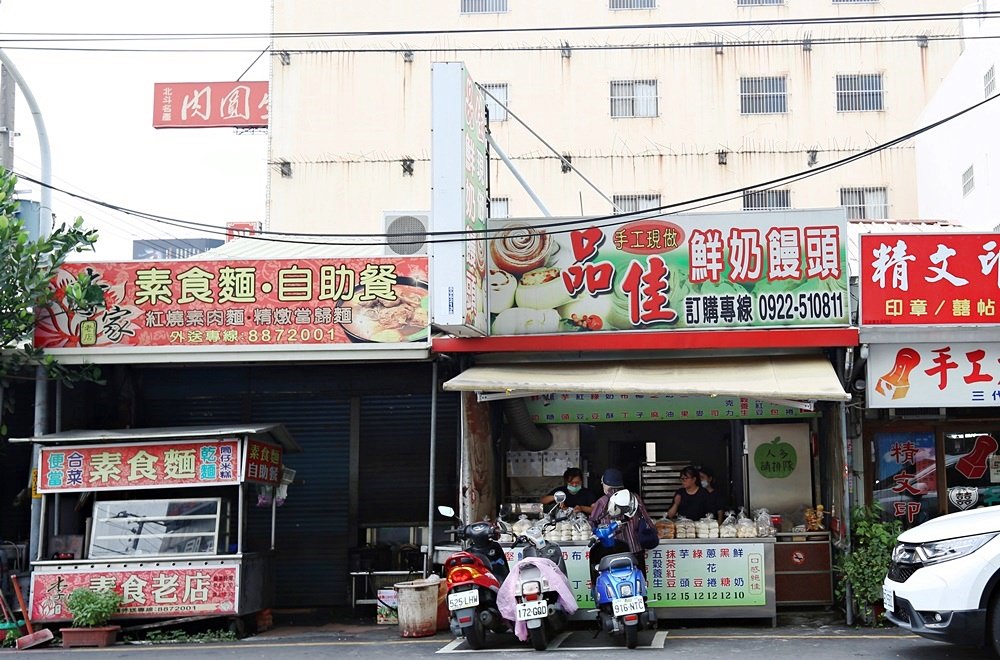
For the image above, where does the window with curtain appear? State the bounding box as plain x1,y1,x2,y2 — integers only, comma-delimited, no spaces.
610,80,658,118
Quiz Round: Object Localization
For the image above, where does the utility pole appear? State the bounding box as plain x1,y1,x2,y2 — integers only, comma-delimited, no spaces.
0,64,14,170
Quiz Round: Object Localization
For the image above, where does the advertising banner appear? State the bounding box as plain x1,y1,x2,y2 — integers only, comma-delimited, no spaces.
244,439,282,485
430,62,489,337
486,209,849,335
873,431,936,527
38,440,240,493
31,565,239,621
867,342,1000,408
524,394,816,423
746,424,812,519
153,81,268,128
34,257,429,355
860,233,1000,326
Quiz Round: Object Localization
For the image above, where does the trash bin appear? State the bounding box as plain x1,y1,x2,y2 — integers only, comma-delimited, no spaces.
394,577,440,638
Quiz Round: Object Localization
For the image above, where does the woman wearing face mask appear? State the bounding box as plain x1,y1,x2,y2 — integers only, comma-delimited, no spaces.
541,467,596,515
697,465,728,522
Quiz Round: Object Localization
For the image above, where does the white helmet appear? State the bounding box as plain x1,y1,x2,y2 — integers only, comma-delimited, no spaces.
608,489,638,519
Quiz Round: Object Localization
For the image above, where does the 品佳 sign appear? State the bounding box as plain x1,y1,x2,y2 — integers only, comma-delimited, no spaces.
153,81,268,128
245,439,282,485
33,257,429,355
860,233,1000,326
31,565,238,621
38,440,240,493
867,342,1000,408
486,209,849,335
430,62,489,337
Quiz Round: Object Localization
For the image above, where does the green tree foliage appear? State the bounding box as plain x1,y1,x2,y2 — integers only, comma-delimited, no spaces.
0,168,104,433
835,503,902,625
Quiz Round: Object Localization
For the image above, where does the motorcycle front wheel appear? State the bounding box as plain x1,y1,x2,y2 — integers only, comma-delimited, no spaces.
462,614,486,650
624,623,638,649
529,623,547,651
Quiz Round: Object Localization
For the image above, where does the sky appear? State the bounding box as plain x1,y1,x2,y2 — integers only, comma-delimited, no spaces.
0,0,271,260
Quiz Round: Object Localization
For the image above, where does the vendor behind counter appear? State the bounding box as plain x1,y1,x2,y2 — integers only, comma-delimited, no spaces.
540,467,596,515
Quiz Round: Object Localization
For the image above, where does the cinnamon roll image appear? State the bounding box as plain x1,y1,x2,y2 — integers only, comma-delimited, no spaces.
489,268,518,314
489,223,552,276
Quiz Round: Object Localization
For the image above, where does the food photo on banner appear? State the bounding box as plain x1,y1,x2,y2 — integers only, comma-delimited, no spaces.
485,209,849,336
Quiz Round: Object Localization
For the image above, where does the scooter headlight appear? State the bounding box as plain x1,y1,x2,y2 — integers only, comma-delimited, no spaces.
620,583,633,597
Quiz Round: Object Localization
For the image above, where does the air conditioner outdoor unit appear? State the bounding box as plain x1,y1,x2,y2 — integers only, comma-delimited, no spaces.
383,212,429,256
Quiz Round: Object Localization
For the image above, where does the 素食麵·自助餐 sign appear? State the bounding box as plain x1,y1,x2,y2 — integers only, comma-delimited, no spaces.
33,257,430,359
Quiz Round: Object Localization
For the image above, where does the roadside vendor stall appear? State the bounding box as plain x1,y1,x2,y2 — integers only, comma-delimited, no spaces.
11,424,300,629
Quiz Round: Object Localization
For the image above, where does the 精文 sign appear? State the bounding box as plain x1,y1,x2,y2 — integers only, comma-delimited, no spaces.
33,257,429,357
867,342,1000,408
486,209,849,335
153,81,268,128
31,565,238,622
860,233,1000,326
38,440,240,493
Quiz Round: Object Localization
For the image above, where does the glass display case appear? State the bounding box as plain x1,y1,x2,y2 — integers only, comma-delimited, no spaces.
89,498,223,559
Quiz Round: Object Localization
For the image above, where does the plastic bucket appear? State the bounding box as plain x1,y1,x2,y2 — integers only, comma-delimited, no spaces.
394,579,439,638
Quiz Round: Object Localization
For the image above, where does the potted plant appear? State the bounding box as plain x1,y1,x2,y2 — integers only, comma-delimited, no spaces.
835,503,902,626
60,587,123,648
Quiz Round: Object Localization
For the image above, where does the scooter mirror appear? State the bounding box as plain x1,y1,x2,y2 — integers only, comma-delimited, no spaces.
437,505,456,518
553,490,567,505
498,503,513,518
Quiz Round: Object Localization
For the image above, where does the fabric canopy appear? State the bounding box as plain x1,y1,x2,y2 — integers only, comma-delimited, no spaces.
442,354,849,402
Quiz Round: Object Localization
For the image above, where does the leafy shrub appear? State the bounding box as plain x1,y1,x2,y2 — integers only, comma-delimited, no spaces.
835,503,902,625
65,588,123,627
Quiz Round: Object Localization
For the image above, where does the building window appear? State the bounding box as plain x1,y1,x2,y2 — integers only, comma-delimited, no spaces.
840,187,888,220
836,74,884,112
986,65,996,98
482,83,508,122
610,80,658,118
489,197,510,218
737,0,783,5
832,0,879,3
743,189,791,211
962,166,975,197
609,0,656,8
460,0,507,13
740,76,788,114
613,194,661,214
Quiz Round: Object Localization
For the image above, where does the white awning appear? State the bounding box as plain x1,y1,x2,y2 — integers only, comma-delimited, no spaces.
442,354,850,404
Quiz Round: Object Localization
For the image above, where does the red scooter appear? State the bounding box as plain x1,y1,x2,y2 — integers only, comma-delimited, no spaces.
438,505,511,649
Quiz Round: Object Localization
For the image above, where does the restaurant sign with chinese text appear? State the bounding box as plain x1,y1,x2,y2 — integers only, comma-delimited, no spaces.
38,440,240,493
245,439,282,485
153,81,268,128
31,565,238,622
867,342,1000,408
34,257,429,360
525,394,816,423
486,209,848,335
860,233,1000,326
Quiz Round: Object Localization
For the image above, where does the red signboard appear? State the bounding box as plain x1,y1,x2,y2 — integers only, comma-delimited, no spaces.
245,439,282,485
38,440,240,493
226,222,261,241
860,233,1000,326
34,257,429,352
31,565,238,622
153,81,268,128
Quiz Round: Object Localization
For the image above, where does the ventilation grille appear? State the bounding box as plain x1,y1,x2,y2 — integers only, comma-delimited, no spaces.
383,213,429,256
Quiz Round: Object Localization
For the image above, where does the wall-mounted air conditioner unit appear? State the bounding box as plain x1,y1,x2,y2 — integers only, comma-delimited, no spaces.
383,211,429,256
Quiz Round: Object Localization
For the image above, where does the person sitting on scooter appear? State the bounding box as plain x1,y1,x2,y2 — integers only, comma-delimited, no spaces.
540,467,596,515
588,467,654,573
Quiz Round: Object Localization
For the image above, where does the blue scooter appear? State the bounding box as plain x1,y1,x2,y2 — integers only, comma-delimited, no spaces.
588,490,656,649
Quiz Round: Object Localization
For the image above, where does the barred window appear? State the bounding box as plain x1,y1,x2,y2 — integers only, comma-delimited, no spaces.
610,0,656,8
737,0,783,5
482,83,509,122
489,197,510,219
836,74,884,112
832,0,879,3
610,80,658,118
962,166,975,197
743,189,791,211
840,187,888,220
740,76,787,114
613,194,661,214
460,0,507,13
986,65,996,98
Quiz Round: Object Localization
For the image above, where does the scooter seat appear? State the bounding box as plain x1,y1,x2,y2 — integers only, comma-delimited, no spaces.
597,552,636,573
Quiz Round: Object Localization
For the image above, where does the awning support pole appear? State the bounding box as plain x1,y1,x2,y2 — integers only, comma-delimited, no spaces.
425,360,439,577
486,134,552,218
840,400,854,626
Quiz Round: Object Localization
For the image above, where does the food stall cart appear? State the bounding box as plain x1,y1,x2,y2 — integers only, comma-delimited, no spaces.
12,424,300,631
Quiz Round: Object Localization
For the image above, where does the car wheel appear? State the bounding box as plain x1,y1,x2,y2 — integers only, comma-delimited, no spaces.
990,592,1000,655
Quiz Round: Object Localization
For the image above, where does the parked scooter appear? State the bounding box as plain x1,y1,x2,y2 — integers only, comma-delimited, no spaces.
438,505,511,649
497,491,578,651
588,489,656,649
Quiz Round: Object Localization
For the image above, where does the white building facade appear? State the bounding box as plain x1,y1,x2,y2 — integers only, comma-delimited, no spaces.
267,1,968,245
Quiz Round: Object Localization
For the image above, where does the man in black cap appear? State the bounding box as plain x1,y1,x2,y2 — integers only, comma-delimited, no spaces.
589,467,653,567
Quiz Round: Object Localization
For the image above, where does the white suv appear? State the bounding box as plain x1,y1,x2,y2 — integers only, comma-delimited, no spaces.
883,506,1000,654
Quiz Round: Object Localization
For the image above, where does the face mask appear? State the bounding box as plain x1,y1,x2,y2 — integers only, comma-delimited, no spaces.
567,485,582,495
603,484,616,495
700,480,709,488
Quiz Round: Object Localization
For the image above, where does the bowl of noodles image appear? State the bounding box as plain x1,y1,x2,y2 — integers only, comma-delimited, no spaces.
336,277,430,343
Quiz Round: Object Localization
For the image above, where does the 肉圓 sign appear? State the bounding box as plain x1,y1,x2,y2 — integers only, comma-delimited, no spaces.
860,233,1000,326
867,342,1000,408
486,208,849,335
38,440,240,493
153,81,268,128
33,257,429,355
